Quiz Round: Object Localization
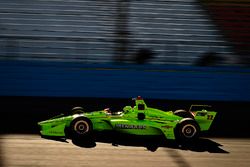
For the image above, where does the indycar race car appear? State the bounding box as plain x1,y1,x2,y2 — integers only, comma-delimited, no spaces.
38,96,216,143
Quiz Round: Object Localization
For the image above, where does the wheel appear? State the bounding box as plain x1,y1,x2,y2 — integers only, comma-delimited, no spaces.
175,118,200,143
71,106,84,114
69,117,93,140
174,109,194,118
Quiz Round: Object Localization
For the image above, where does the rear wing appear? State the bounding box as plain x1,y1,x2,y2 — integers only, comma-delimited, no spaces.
190,105,217,131
189,104,212,112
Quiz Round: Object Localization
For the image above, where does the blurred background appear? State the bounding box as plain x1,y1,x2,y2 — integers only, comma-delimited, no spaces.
1,0,250,65
0,0,250,136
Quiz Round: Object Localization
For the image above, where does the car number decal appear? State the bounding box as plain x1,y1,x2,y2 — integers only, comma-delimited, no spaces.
207,115,214,120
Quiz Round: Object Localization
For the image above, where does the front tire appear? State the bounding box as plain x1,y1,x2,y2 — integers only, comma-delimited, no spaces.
70,117,93,141
175,118,200,143
71,106,84,114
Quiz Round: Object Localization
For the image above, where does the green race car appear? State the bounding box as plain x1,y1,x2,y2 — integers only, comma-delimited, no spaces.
38,96,216,143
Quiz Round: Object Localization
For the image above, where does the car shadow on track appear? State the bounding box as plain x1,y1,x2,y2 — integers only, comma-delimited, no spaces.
69,133,229,153
165,138,229,153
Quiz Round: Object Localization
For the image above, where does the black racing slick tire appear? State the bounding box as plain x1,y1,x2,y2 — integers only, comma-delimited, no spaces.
69,117,93,141
174,110,194,119
175,118,200,143
71,106,84,114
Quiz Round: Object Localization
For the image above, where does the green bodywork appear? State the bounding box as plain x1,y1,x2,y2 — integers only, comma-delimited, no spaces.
38,98,216,140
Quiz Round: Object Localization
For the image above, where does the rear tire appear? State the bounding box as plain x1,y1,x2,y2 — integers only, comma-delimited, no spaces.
174,110,194,118
175,118,200,143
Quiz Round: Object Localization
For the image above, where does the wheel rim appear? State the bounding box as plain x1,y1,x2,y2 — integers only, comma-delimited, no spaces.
74,120,89,135
181,124,197,138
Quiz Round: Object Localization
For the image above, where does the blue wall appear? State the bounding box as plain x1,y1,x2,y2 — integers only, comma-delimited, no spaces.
0,60,250,102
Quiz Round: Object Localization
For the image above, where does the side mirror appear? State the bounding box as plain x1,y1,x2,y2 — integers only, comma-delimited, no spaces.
137,113,145,120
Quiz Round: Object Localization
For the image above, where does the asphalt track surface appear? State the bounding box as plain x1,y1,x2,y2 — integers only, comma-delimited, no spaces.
0,135,250,167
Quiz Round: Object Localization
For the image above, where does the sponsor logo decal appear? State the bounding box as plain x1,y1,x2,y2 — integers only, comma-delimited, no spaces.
161,125,173,129
115,124,146,129
48,131,62,134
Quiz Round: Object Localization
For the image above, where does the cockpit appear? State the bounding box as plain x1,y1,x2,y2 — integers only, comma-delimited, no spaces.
103,108,123,116
103,96,146,116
